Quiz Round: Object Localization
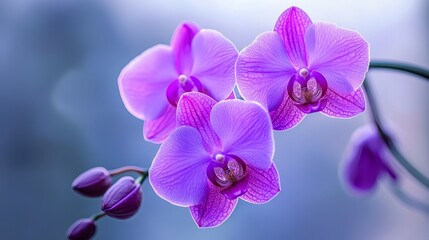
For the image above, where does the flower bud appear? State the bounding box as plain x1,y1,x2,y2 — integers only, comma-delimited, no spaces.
101,176,142,219
342,125,397,195
72,167,112,197
67,218,96,240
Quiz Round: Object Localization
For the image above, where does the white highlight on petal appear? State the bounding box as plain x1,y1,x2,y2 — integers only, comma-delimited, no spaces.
299,68,309,78
178,74,188,84
215,153,225,162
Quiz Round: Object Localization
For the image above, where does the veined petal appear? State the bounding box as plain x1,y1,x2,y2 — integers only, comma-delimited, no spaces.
170,22,201,74
211,100,274,170
119,45,177,120
191,29,238,101
149,126,210,207
273,6,313,68
236,32,295,111
306,23,370,94
177,92,222,153
269,93,306,130
189,183,238,228
143,104,176,143
321,87,365,118
241,163,281,204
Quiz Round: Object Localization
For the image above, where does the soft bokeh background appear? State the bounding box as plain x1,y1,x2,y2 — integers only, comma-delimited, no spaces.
1,0,428,239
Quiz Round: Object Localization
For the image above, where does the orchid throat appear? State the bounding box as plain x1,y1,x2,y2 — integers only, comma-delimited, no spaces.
287,69,328,114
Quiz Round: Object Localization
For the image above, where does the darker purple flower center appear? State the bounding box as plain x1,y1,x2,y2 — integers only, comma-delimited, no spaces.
166,75,203,106
287,69,328,113
206,153,248,200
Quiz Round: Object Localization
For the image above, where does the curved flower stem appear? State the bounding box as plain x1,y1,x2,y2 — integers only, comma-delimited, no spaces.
365,60,429,189
136,171,149,185
109,166,147,176
388,181,429,215
370,61,429,80
91,212,107,221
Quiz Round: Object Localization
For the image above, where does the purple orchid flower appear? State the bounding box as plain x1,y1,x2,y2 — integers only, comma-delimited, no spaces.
236,6,369,130
341,125,398,195
119,22,238,143
149,92,280,228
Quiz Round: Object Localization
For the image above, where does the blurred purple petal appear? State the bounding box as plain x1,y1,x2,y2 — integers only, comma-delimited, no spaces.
118,45,177,120
342,125,397,195
273,6,312,68
269,93,306,130
143,105,176,144
241,163,281,204
210,100,273,170
236,31,295,111
176,92,221,153
191,30,238,101
306,23,369,94
149,126,210,207
170,22,200,74
189,183,238,228
322,87,365,118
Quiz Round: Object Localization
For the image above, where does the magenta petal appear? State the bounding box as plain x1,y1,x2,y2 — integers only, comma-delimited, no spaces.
306,23,370,94
241,163,280,204
191,30,238,101
236,32,295,111
322,87,365,118
119,45,177,120
211,100,274,170
269,93,306,130
170,22,201,74
143,104,177,143
189,183,238,228
176,92,222,153
273,6,312,68
149,126,210,207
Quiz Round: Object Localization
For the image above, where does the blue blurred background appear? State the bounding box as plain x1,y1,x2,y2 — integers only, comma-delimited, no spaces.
0,0,428,239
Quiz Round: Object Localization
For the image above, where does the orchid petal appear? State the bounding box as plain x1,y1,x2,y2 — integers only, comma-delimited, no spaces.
241,163,281,204
322,87,365,118
306,23,370,94
189,183,238,228
177,92,222,153
149,126,210,207
269,93,306,130
273,6,313,68
236,32,295,111
143,105,176,143
191,29,238,101
170,22,200,74
211,100,274,170
118,45,177,120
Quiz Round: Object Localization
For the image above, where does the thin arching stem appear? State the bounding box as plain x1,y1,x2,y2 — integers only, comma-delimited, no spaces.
365,60,429,189
109,166,147,176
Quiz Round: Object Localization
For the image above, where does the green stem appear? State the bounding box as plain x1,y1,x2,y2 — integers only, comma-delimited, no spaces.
365,60,429,189
370,60,429,79
135,171,149,185
91,212,107,221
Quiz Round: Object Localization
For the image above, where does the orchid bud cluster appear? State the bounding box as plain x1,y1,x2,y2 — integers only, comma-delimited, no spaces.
67,5,429,240
67,167,146,240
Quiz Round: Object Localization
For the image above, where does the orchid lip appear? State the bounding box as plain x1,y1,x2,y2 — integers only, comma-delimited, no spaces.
166,76,203,107
206,154,248,199
287,70,328,113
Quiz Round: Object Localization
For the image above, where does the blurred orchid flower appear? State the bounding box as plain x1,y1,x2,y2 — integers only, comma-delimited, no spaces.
236,6,369,130
119,22,237,143
342,125,398,195
149,93,280,227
